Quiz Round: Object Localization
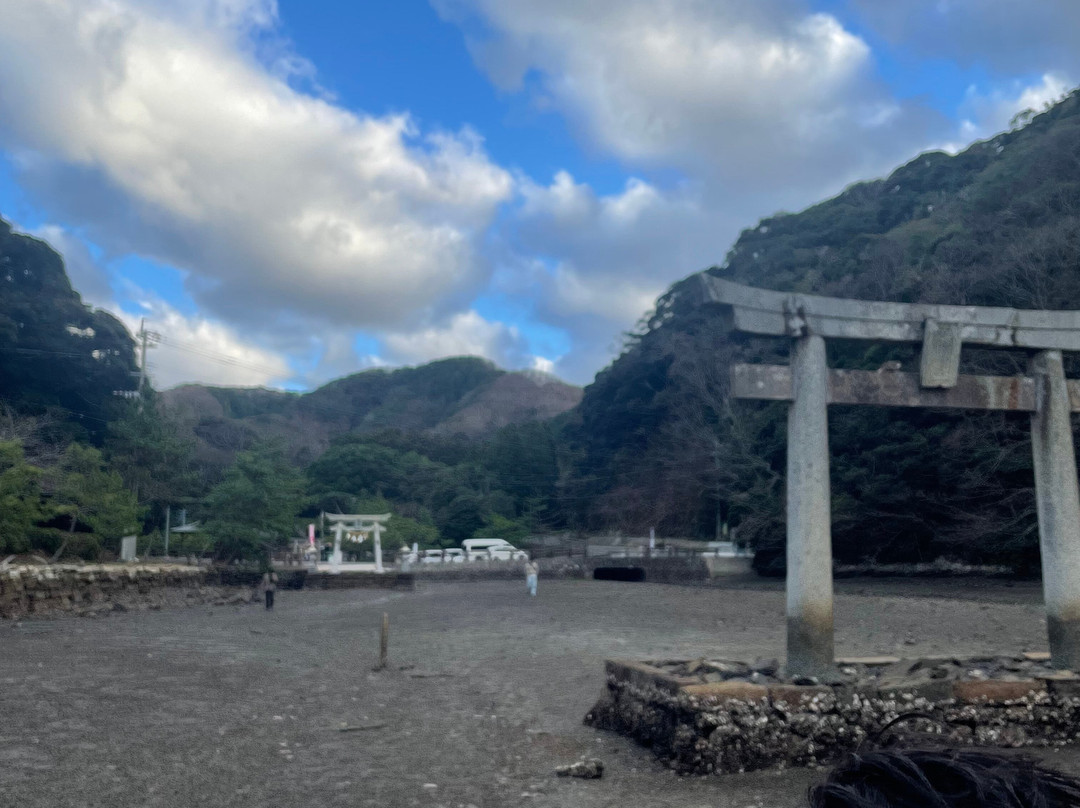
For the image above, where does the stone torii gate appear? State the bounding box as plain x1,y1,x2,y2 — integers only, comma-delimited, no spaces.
700,275,1080,675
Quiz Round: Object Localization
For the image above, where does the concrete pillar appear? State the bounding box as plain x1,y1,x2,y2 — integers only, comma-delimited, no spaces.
373,522,384,574
331,523,343,574
1029,350,1080,669
786,334,835,675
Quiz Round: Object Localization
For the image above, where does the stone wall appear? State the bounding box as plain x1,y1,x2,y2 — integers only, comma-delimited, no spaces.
406,558,585,582
586,658,1080,775
0,564,256,619
208,568,308,589
304,571,415,590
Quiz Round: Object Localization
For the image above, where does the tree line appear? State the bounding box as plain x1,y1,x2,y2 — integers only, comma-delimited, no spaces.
0,394,564,562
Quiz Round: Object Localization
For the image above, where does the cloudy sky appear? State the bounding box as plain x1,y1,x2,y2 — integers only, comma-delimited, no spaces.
0,0,1076,389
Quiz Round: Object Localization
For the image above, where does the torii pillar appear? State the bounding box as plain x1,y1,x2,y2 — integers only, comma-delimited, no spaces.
786,334,834,675
1030,350,1080,669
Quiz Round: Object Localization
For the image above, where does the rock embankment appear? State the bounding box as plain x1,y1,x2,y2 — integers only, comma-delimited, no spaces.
0,564,256,619
586,656,1080,775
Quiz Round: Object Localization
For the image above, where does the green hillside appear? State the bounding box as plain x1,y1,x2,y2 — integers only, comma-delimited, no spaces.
562,88,1080,572
0,219,138,443
161,358,581,476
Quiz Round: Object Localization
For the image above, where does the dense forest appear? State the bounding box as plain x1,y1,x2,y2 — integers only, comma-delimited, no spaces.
5,88,1080,570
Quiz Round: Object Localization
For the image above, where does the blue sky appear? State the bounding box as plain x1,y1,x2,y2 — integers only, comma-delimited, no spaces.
0,0,1077,389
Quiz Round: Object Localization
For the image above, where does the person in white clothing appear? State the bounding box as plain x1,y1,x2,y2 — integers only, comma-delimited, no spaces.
524,559,539,597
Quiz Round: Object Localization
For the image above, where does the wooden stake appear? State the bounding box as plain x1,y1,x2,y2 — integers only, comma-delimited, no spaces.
376,612,389,670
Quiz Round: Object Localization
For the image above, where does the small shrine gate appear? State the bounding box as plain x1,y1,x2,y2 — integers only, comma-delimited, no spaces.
701,275,1080,675
324,513,391,574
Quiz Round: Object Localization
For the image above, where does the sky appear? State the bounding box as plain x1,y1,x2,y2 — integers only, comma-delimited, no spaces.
0,1,1077,391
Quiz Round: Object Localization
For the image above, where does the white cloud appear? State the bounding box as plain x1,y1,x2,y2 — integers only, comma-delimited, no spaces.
956,73,1073,144
117,299,292,389
499,171,725,381
436,0,942,195
382,310,528,368
9,0,1074,395
530,355,556,374
548,265,659,323
431,0,960,386
0,0,512,334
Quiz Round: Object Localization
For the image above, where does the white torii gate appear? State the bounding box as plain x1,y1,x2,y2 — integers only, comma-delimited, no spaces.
323,513,391,574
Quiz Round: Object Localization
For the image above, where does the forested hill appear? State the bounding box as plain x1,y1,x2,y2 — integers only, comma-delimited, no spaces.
0,218,138,442
563,88,1080,572
161,358,582,474
0,216,582,557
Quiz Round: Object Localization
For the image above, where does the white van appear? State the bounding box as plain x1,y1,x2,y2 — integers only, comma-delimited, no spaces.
462,538,528,562
420,549,445,565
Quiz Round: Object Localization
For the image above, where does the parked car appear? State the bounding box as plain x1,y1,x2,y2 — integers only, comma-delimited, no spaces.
420,549,445,565
462,538,528,562
442,548,466,564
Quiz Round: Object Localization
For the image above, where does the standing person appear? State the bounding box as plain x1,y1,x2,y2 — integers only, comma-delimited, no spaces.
524,558,539,597
261,568,278,610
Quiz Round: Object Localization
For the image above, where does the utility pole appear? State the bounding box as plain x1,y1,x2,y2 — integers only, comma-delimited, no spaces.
164,505,171,558
135,319,161,410
137,318,148,399
713,436,723,541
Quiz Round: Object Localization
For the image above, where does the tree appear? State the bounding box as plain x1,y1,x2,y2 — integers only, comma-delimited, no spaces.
306,438,442,503
386,515,440,549
486,422,559,519
437,490,487,543
478,513,530,543
204,443,304,561
106,396,199,527
0,440,44,554
49,443,142,559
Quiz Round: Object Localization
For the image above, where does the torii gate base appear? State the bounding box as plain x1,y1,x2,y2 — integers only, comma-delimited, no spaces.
701,276,1080,675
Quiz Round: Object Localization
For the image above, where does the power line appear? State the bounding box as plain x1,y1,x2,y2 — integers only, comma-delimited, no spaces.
151,333,286,378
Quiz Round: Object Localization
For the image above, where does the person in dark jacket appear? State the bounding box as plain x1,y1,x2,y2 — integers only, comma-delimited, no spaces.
261,570,278,610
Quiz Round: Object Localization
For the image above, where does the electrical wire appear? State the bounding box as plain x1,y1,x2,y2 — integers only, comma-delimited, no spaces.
151,334,286,378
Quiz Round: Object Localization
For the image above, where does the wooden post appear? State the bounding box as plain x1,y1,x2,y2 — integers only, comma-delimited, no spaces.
786,334,835,675
1030,350,1080,669
376,612,389,671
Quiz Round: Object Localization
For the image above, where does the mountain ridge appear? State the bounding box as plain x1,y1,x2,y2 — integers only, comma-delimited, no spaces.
160,356,582,474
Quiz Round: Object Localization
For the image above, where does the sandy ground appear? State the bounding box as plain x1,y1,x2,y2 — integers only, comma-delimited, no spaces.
0,575,1073,808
